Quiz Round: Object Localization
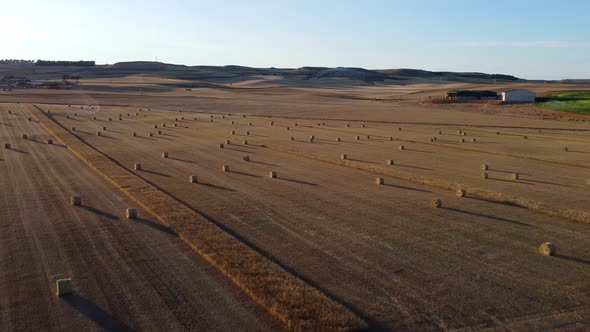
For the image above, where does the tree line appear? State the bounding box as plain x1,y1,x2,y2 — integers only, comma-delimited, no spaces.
35,60,95,67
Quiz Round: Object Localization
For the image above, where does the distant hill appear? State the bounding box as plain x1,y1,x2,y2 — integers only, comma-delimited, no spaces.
0,61,525,84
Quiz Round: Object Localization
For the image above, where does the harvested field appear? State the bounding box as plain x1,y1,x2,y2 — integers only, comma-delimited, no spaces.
1,77,590,330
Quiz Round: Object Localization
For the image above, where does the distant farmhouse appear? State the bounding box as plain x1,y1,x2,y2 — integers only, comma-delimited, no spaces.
446,90,498,100
445,89,536,103
501,89,536,103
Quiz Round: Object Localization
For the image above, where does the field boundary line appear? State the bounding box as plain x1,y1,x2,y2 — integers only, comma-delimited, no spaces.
262,144,590,225
28,104,367,331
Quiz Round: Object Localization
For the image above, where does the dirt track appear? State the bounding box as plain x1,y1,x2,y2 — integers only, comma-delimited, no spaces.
0,104,281,331
26,101,590,330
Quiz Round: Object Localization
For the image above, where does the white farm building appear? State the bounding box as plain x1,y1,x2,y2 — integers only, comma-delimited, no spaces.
501,89,536,103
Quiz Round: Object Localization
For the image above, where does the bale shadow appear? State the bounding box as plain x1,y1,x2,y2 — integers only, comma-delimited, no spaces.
520,179,576,188
198,182,237,192
135,217,176,235
569,150,590,154
224,147,252,153
0,122,13,127
97,135,121,141
554,254,590,266
491,169,531,176
465,196,521,208
80,205,120,221
250,160,281,167
349,158,380,165
406,148,434,154
277,177,318,186
488,178,534,185
396,164,432,171
382,183,431,193
63,294,132,331
230,170,262,178
141,169,171,178
168,157,197,164
443,207,533,227
7,148,28,154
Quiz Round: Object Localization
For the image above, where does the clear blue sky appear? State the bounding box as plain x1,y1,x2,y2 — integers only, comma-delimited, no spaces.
2,0,589,79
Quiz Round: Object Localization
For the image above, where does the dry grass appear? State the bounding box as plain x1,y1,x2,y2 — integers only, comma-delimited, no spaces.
31,104,366,330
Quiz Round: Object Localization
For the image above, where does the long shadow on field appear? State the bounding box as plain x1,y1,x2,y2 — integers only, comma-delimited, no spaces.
80,205,120,221
488,178,535,185
198,182,236,192
348,158,380,165
277,177,318,186
224,147,253,153
192,208,388,331
97,135,121,141
7,147,28,154
490,169,531,176
168,157,197,164
465,196,521,208
135,217,177,235
443,207,533,227
406,148,433,154
520,179,576,188
0,122,12,126
63,294,132,331
382,183,431,193
395,163,432,171
230,170,263,178
555,254,590,266
569,150,590,154
250,160,281,167
141,169,171,177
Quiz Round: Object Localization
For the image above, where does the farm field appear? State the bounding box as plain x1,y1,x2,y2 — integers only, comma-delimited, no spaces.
1,80,590,330
537,91,590,116
0,104,281,331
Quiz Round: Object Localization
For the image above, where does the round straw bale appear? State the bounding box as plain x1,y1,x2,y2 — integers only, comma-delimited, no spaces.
248,122,252,126
387,159,394,165
481,164,489,171
48,139,53,144
523,136,528,139
71,195,81,206
562,147,568,152
309,137,314,142
225,139,230,144
222,164,229,172
231,130,235,135
399,145,405,150
376,177,384,185
243,156,250,161
398,127,402,131
388,136,393,141
93,117,96,120
432,199,442,208
154,125,158,129
512,173,519,180
4,143,11,149
22,134,28,139
456,189,466,197
482,172,488,179
134,163,142,170
471,138,476,142
162,123,166,127
310,135,315,139
210,119,213,122
355,135,360,140
286,127,290,131
336,137,341,142
102,126,107,131
126,208,137,219
246,131,250,135
132,132,137,137
149,132,153,137
341,154,347,160
97,131,102,136
108,118,112,121
157,130,162,134
346,124,350,127
219,143,224,148
496,131,500,135
243,140,248,145
361,124,365,128
189,175,198,183
459,138,465,143
269,171,277,178
28,117,32,121
174,123,178,127
438,130,442,134
270,121,274,126
66,115,70,119
71,127,76,131
539,242,556,256
290,136,294,141
162,152,168,158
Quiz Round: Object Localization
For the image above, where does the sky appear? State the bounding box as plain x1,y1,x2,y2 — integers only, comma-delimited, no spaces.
1,0,589,79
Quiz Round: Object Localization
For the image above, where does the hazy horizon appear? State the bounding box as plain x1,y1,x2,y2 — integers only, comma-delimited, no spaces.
2,0,589,80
